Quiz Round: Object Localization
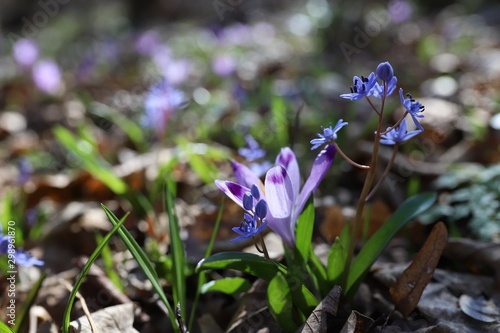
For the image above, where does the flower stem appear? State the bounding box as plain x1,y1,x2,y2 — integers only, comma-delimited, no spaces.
365,143,400,201
341,82,387,289
332,141,370,170
254,233,270,260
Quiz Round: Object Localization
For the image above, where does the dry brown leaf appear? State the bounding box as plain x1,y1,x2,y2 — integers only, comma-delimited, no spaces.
339,311,374,333
69,303,138,333
390,222,448,317
298,285,342,333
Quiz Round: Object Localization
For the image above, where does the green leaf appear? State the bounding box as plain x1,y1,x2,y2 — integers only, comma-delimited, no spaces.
268,272,298,333
271,97,289,147
285,274,319,321
62,212,128,333
53,126,128,195
327,237,347,285
307,249,330,297
165,180,186,318
101,205,180,332
295,200,315,264
0,322,14,333
196,252,286,282
201,277,252,294
345,192,436,298
13,272,46,333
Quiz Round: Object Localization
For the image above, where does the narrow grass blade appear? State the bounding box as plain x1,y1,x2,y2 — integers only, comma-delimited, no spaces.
61,212,128,333
165,180,186,318
0,322,14,333
12,272,46,333
101,205,180,332
188,198,224,331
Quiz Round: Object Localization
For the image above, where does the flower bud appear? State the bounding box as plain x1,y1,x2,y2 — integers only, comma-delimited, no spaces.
255,200,268,219
243,192,254,210
251,184,260,200
376,62,394,82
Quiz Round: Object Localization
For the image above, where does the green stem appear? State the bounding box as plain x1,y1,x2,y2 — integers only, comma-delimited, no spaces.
341,83,387,288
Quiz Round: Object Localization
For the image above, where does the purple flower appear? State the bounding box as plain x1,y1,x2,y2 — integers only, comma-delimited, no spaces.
399,88,425,131
340,73,377,101
142,78,187,136
310,119,348,150
0,230,44,267
380,119,422,145
216,145,336,247
388,0,413,24
32,59,62,95
212,54,237,77
232,213,268,242
135,30,161,56
249,161,272,178
17,158,32,184
13,39,39,68
238,135,266,161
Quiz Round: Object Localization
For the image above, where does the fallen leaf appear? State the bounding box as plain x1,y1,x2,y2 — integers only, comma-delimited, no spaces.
69,303,138,333
390,222,448,317
298,285,345,333
339,311,374,333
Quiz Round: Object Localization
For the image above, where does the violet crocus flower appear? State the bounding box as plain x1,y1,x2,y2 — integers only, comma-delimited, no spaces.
0,230,44,266
142,78,187,136
215,145,336,247
13,39,39,69
380,119,422,145
399,88,425,131
32,59,62,95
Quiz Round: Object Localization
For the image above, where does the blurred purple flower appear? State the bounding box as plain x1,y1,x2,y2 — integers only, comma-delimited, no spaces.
135,30,161,56
239,135,266,161
0,230,44,267
142,78,187,136
388,0,413,24
250,161,272,178
219,23,251,46
17,158,32,184
340,73,377,101
212,54,237,77
13,39,39,68
32,59,62,95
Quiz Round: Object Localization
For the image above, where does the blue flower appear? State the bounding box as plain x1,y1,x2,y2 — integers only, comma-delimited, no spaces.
231,213,268,242
370,76,398,98
238,135,266,161
399,88,425,130
0,231,44,267
310,119,348,150
142,78,187,136
380,119,422,145
340,73,377,101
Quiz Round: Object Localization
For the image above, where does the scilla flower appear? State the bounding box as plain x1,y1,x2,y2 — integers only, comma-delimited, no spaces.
380,119,422,145
310,119,348,150
400,88,425,130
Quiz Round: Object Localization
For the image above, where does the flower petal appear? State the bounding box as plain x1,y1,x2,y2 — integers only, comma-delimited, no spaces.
295,144,336,219
275,148,300,202
215,180,250,209
231,161,265,197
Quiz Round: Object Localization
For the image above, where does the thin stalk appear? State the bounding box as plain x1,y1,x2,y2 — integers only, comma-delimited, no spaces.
341,83,388,287
380,113,408,135
332,141,370,170
366,143,400,201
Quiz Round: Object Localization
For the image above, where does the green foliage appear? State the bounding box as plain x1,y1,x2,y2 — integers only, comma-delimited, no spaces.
271,97,289,148
101,206,180,332
420,164,500,241
0,322,14,333
345,192,437,298
196,252,287,281
201,277,252,295
267,272,299,333
62,212,129,333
